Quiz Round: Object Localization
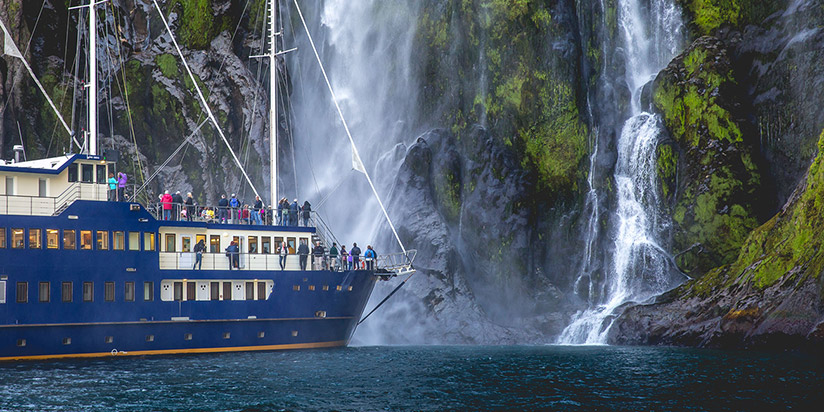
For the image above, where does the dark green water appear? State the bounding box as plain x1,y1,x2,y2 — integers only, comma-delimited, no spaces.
0,345,820,411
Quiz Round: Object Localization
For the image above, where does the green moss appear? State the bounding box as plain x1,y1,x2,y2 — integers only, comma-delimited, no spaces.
656,144,678,197
687,0,740,35
155,54,179,79
170,0,217,50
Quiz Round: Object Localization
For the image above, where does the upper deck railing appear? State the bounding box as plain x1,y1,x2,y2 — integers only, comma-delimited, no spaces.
0,182,107,216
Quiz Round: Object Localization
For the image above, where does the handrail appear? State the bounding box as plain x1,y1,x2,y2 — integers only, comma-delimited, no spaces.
159,251,379,272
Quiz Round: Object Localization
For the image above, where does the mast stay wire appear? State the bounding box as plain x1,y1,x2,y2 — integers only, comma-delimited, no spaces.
151,0,261,201
133,119,209,200
291,0,408,256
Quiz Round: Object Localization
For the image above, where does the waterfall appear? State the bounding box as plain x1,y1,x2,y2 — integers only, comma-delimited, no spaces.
558,0,685,344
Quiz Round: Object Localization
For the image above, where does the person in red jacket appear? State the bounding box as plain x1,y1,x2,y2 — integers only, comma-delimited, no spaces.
161,191,173,221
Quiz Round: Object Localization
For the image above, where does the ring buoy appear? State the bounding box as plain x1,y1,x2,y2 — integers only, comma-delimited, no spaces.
111,348,118,356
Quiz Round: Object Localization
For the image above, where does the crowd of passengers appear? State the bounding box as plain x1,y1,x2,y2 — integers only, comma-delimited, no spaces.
194,238,379,272
154,191,313,226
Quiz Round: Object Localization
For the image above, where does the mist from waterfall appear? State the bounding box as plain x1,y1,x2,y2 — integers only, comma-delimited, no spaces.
558,0,685,344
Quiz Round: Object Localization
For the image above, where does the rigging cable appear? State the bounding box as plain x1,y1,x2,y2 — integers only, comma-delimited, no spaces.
291,0,408,256
151,0,261,200
133,119,210,199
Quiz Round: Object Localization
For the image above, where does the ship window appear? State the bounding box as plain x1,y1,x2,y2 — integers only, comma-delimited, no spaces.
80,230,92,249
39,178,47,197
97,231,108,250
5,176,14,195
144,232,155,251
62,337,71,345
16,339,26,347
113,231,124,250
308,285,315,291
195,234,206,250
63,229,76,250
83,282,93,302
222,332,230,339
47,229,59,249
128,232,140,250
322,285,329,291
165,234,175,252
11,228,23,248
292,285,300,291
186,282,195,301
261,236,271,254
16,282,27,303
245,282,255,300
336,285,342,291
274,237,283,250
248,236,258,254
125,282,135,302
184,333,192,341
0,281,5,304
257,331,264,338
81,164,93,183
29,229,41,249
68,164,78,182
105,336,113,344
348,286,353,292
209,235,220,253
210,282,219,300
0,227,5,248
104,282,115,302
145,335,154,342
315,311,327,318
61,282,72,302
38,282,49,302
257,282,266,300
291,331,298,337
144,282,154,301
96,165,106,185
222,282,231,300
173,282,183,301
287,237,296,254
181,236,191,252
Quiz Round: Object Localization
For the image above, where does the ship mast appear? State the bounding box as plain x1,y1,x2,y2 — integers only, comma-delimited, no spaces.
87,0,98,155
269,0,278,209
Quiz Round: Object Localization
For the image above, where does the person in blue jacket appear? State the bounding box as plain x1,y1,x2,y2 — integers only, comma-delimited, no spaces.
229,194,240,224
225,241,239,270
290,199,299,226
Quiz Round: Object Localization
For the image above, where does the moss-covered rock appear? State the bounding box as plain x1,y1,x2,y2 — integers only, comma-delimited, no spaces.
677,0,788,35
653,36,766,276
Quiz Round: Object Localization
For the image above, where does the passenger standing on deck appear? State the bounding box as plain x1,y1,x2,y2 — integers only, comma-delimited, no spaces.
116,172,127,201
364,245,377,270
329,243,339,271
218,194,229,223
242,205,251,225
298,240,310,271
290,199,299,226
225,241,239,270
339,245,348,271
229,194,240,224
350,243,361,270
312,241,325,270
172,191,183,221
279,240,288,270
253,196,264,225
185,192,195,222
161,191,173,221
107,173,117,201
277,198,285,225
301,201,312,226
193,239,205,270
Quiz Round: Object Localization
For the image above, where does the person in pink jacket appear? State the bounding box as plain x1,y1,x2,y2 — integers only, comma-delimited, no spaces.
161,191,173,221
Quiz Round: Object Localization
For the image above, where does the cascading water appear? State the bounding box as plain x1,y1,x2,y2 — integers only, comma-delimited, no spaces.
558,0,685,344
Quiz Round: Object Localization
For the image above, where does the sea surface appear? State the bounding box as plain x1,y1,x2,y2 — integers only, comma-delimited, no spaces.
0,345,821,411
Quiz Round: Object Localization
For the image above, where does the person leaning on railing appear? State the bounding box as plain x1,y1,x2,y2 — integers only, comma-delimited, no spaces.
329,242,339,271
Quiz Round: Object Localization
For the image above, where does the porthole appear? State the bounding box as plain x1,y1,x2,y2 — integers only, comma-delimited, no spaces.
184,333,192,341
292,285,300,291
336,285,342,291
315,311,327,318
257,331,265,339
104,336,113,344
347,286,353,292
308,285,315,291
145,335,154,342
16,339,26,347
62,337,71,345
322,285,329,291
291,330,298,337
223,332,231,339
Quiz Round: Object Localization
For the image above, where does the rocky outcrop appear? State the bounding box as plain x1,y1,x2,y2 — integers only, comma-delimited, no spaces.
609,129,824,350
652,36,768,277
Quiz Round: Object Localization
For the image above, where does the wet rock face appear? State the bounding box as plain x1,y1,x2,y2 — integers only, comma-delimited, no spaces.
652,36,768,277
375,127,568,343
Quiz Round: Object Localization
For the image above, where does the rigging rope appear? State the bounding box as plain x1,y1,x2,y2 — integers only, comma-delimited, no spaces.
152,0,261,200
292,0,407,255
133,119,209,199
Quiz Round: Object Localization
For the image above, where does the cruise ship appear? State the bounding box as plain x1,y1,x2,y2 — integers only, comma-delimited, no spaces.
0,1,413,361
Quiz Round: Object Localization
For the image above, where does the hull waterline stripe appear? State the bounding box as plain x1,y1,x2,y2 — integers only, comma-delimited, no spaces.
0,340,346,362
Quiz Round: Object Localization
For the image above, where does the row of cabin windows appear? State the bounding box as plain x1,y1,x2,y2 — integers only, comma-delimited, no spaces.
15,330,298,348
66,163,110,185
164,233,308,255
14,281,153,303
169,281,267,301
0,227,155,251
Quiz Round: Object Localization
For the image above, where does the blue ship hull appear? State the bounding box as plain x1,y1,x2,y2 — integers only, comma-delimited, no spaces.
0,201,378,361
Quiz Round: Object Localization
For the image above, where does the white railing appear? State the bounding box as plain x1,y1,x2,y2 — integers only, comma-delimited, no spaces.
0,182,109,216
160,252,333,271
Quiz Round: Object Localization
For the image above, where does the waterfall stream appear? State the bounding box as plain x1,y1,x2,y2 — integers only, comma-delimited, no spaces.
558,0,685,344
